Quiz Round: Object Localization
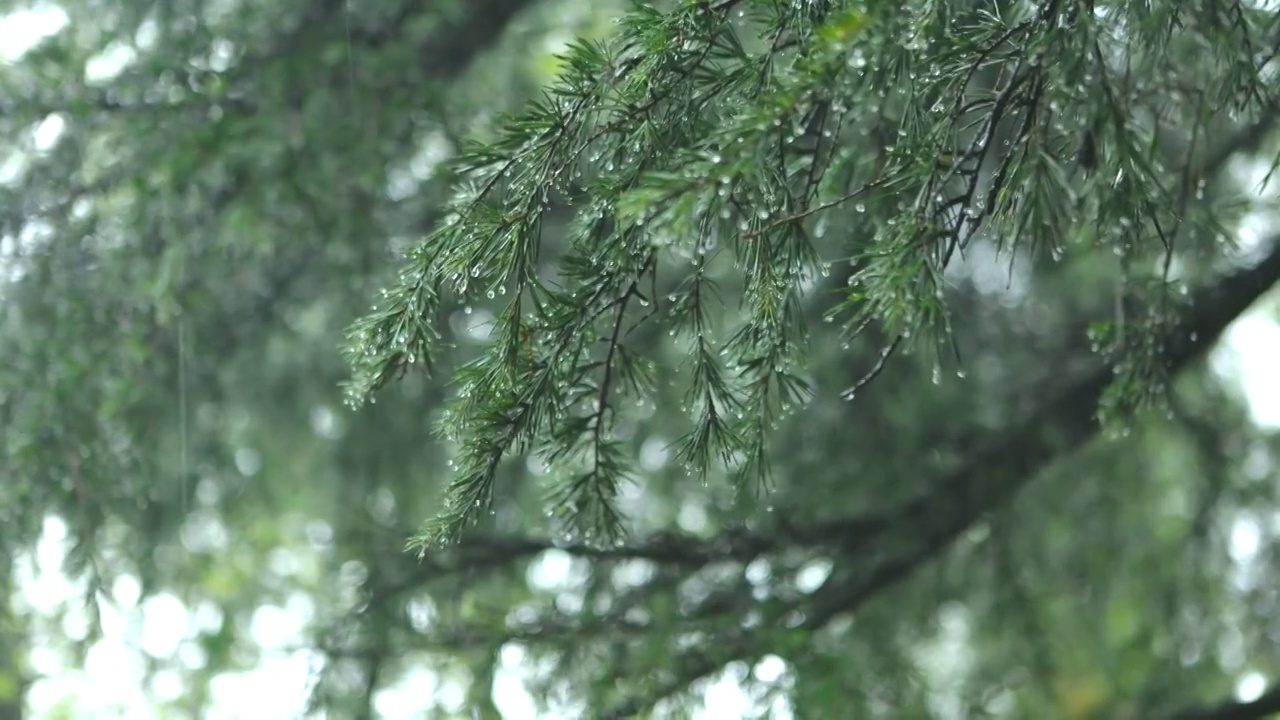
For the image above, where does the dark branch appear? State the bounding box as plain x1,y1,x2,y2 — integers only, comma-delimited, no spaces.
1166,686,1280,720
600,233,1280,717
806,232,1280,622
407,231,1280,577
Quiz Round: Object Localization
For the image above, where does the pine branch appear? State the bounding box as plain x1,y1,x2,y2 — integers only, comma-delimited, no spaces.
437,226,1280,575
362,223,1278,714
371,110,1280,713
601,232,1280,716
810,232,1280,611
335,108,1280,715
335,7,1280,710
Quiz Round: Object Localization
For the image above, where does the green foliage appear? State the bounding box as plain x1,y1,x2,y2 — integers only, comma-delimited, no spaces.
346,0,1280,549
5,0,1280,717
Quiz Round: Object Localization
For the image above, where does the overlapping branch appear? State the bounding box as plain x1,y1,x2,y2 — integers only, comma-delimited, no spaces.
367,228,1280,717
594,232,1280,717
411,214,1280,574
331,46,1280,708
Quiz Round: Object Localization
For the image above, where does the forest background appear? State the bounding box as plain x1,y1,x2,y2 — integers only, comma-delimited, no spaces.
3,0,1280,718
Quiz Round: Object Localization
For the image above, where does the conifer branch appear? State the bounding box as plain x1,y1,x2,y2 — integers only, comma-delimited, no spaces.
602,233,1280,716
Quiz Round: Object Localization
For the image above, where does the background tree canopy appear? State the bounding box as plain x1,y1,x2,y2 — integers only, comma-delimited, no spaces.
2,0,1280,717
